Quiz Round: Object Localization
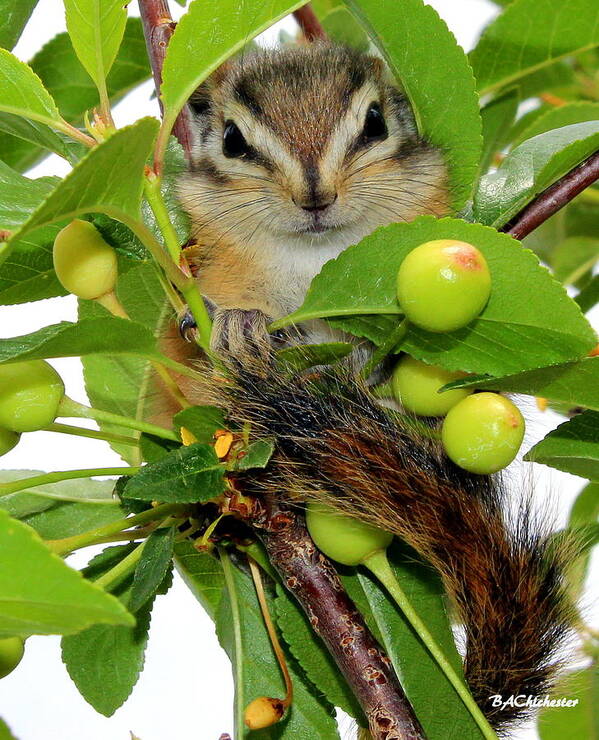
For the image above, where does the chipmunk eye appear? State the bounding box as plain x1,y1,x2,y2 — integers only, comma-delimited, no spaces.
223,120,249,158
362,103,387,143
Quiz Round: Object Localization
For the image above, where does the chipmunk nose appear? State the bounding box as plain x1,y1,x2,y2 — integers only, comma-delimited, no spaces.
297,194,337,212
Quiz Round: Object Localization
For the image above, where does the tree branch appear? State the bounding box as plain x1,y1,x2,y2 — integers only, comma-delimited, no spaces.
503,150,599,240
253,496,425,740
138,0,195,160
293,5,327,41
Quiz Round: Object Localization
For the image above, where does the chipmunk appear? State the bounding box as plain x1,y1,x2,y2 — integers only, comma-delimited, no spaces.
166,43,575,736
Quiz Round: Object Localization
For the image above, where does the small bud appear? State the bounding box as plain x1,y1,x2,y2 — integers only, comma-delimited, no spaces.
53,219,118,300
214,430,234,459
180,427,198,446
244,696,285,730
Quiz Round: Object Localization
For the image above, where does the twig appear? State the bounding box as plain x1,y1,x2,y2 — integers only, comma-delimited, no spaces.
138,0,195,161
253,496,425,740
293,5,327,41
504,150,599,240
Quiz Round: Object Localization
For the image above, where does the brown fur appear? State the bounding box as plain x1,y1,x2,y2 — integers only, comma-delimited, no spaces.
195,355,579,733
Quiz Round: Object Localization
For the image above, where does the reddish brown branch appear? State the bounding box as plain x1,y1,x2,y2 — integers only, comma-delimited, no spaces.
253,497,425,740
503,150,599,240
293,5,327,41
138,0,194,160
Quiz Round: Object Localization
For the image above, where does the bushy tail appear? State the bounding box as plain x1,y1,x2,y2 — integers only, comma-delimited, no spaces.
206,358,577,732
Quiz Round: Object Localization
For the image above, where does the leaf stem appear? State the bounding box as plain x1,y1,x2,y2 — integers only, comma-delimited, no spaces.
143,172,213,354
363,549,498,740
95,540,146,591
58,396,179,441
360,319,407,381
45,422,139,447
0,467,140,496
219,547,246,739
47,503,185,556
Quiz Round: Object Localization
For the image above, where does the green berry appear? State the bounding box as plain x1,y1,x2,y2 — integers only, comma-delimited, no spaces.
0,637,24,679
0,427,20,456
391,355,472,416
306,502,392,566
441,392,525,474
53,219,118,300
0,360,65,432
396,239,491,333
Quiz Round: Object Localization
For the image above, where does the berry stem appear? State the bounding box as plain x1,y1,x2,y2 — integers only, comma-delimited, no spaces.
46,503,185,556
94,540,146,591
360,318,408,381
363,549,498,740
248,556,293,709
45,422,139,447
0,467,140,496
57,396,179,441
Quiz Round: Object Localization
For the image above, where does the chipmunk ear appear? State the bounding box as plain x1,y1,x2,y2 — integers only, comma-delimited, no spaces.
188,61,235,115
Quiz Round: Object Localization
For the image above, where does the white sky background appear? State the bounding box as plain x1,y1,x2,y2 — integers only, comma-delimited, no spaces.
0,1,598,739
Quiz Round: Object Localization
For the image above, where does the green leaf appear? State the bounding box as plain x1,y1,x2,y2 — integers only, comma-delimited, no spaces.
320,7,369,51
474,122,599,228
174,405,227,444
79,261,170,464
470,0,599,95
345,0,481,211
174,541,225,620
159,0,307,154
0,48,64,132
0,19,151,171
444,357,599,412
0,509,133,637
0,118,159,268
276,342,354,372
236,440,275,471
551,237,599,285
274,216,595,376
479,89,519,175
129,526,175,613
538,666,599,740
0,112,71,162
0,0,39,50
275,585,365,722
62,545,155,717
63,0,127,91
0,224,67,305
564,482,599,600
512,102,599,148
341,542,483,740
217,551,339,739
576,275,599,313
124,443,225,503
0,469,115,504
22,500,125,539
0,318,162,365
0,717,18,740
327,314,400,346
525,410,599,480
0,159,57,230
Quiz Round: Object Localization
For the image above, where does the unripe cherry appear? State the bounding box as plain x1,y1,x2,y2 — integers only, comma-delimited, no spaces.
306,502,393,566
391,355,472,416
0,360,65,432
441,392,525,474
0,427,20,456
396,239,491,333
0,637,24,679
53,219,117,300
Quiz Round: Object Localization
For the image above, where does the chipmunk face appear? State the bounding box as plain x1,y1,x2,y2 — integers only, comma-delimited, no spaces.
179,44,448,253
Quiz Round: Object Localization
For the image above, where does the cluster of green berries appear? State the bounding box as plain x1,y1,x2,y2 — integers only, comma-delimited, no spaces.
0,221,118,458
393,239,524,475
